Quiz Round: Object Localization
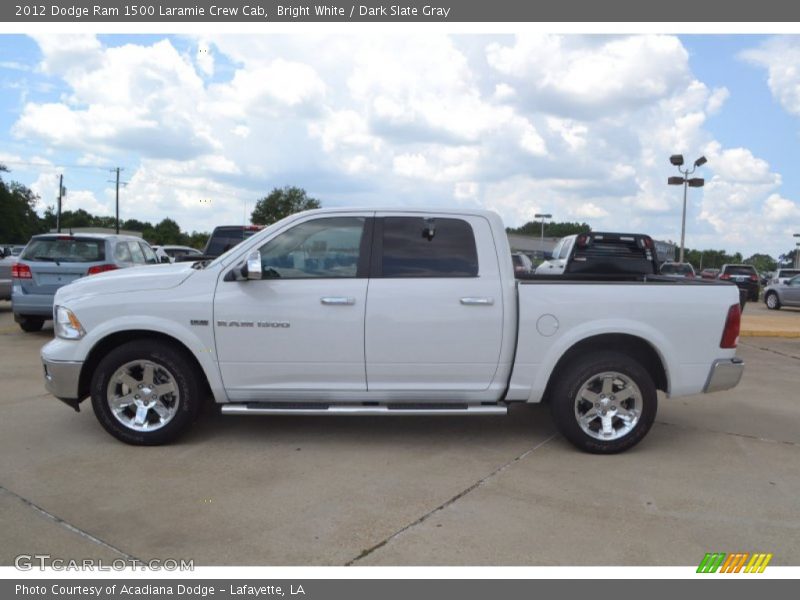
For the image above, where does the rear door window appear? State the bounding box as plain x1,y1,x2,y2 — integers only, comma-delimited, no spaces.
127,242,146,264
114,242,132,263
21,238,105,263
379,217,478,278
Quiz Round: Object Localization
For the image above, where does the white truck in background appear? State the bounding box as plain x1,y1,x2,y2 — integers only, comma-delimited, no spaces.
41,208,744,453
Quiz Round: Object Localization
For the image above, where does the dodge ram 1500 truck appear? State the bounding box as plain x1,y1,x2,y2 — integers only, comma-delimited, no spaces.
41,208,744,453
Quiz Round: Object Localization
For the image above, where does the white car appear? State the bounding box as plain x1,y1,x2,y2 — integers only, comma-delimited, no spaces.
151,245,203,263
534,234,576,275
771,268,800,286
41,208,744,453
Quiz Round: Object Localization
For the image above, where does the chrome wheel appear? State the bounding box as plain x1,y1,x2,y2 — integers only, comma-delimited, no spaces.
106,360,180,432
574,371,642,441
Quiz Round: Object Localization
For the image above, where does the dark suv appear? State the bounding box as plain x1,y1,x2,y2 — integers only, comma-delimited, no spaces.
719,264,760,301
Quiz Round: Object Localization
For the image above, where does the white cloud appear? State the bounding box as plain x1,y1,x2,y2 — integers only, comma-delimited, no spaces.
742,37,800,116
7,33,798,258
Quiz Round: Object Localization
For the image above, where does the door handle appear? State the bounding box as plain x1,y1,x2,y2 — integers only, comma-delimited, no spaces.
460,297,494,306
321,296,356,305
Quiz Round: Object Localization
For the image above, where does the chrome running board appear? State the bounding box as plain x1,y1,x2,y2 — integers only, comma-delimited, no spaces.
221,403,507,416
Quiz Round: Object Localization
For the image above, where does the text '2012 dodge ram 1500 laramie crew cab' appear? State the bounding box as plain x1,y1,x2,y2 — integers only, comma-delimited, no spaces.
41,208,744,453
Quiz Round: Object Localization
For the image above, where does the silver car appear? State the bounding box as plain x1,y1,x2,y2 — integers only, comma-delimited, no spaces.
764,274,800,310
0,251,16,300
11,233,159,332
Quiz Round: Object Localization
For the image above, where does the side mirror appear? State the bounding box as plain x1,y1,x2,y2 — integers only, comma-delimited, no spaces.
160,255,171,264
246,251,262,280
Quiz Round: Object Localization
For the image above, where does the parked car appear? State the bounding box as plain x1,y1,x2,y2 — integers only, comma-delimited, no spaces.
0,252,17,301
534,234,576,275
151,245,202,263
41,208,743,453
764,275,800,310
175,225,264,262
770,268,800,286
719,264,760,301
700,268,720,280
511,253,534,277
12,234,160,332
659,262,696,279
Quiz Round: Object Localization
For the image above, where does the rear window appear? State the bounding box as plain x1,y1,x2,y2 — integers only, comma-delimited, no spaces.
380,217,478,278
21,237,105,263
205,227,261,256
724,265,757,275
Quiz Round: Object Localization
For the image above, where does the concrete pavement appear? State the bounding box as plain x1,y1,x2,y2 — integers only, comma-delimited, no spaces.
1,300,798,566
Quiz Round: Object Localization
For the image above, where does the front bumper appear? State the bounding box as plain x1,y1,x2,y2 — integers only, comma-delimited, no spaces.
42,358,83,411
703,358,744,394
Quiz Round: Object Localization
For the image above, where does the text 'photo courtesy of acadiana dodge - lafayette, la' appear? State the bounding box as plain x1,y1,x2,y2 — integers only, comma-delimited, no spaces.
16,584,303,596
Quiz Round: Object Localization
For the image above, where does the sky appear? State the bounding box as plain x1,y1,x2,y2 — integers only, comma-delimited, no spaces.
0,33,799,258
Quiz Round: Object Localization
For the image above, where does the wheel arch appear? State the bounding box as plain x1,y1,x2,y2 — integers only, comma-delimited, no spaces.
541,333,668,403
78,330,214,405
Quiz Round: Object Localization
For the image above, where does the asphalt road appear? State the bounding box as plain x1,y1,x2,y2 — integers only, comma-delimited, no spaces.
1,300,798,566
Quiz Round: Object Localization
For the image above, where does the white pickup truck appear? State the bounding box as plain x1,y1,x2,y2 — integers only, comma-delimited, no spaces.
41,208,744,453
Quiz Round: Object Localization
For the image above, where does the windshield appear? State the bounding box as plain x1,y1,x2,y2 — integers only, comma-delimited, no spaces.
778,269,800,279
21,238,105,263
661,263,693,275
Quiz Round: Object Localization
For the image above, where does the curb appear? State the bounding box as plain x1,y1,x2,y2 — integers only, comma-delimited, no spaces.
740,329,800,338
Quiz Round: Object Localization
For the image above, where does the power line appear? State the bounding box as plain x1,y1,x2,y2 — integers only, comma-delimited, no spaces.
0,159,120,172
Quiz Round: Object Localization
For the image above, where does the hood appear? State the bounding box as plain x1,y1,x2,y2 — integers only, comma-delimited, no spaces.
55,262,196,302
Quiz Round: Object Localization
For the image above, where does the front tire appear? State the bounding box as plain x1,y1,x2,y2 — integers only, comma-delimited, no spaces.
765,292,781,310
549,351,657,454
90,340,201,445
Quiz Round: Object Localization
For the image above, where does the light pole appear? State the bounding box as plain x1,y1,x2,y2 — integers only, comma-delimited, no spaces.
668,155,707,264
534,213,552,259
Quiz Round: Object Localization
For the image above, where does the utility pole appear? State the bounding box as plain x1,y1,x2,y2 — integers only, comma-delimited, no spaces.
114,167,120,234
108,168,127,233
56,174,63,233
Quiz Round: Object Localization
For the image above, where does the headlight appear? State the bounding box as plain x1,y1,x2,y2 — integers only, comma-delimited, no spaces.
54,306,86,340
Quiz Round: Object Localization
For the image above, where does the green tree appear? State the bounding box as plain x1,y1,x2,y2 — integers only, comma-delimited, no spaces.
0,165,43,242
187,231,210,250
150,218,185,245
251,186,321,226
507,221,591,237
778,249,797,268
744,253,777,273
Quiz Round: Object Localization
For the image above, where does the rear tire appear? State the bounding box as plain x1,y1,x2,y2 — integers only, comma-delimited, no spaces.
765,292,781,310
90,340,201,445
549,351,657,454
17,316,44,332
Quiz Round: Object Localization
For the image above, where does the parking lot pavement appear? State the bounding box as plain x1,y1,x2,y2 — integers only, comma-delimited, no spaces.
1,300,798,566
741,300,800,337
